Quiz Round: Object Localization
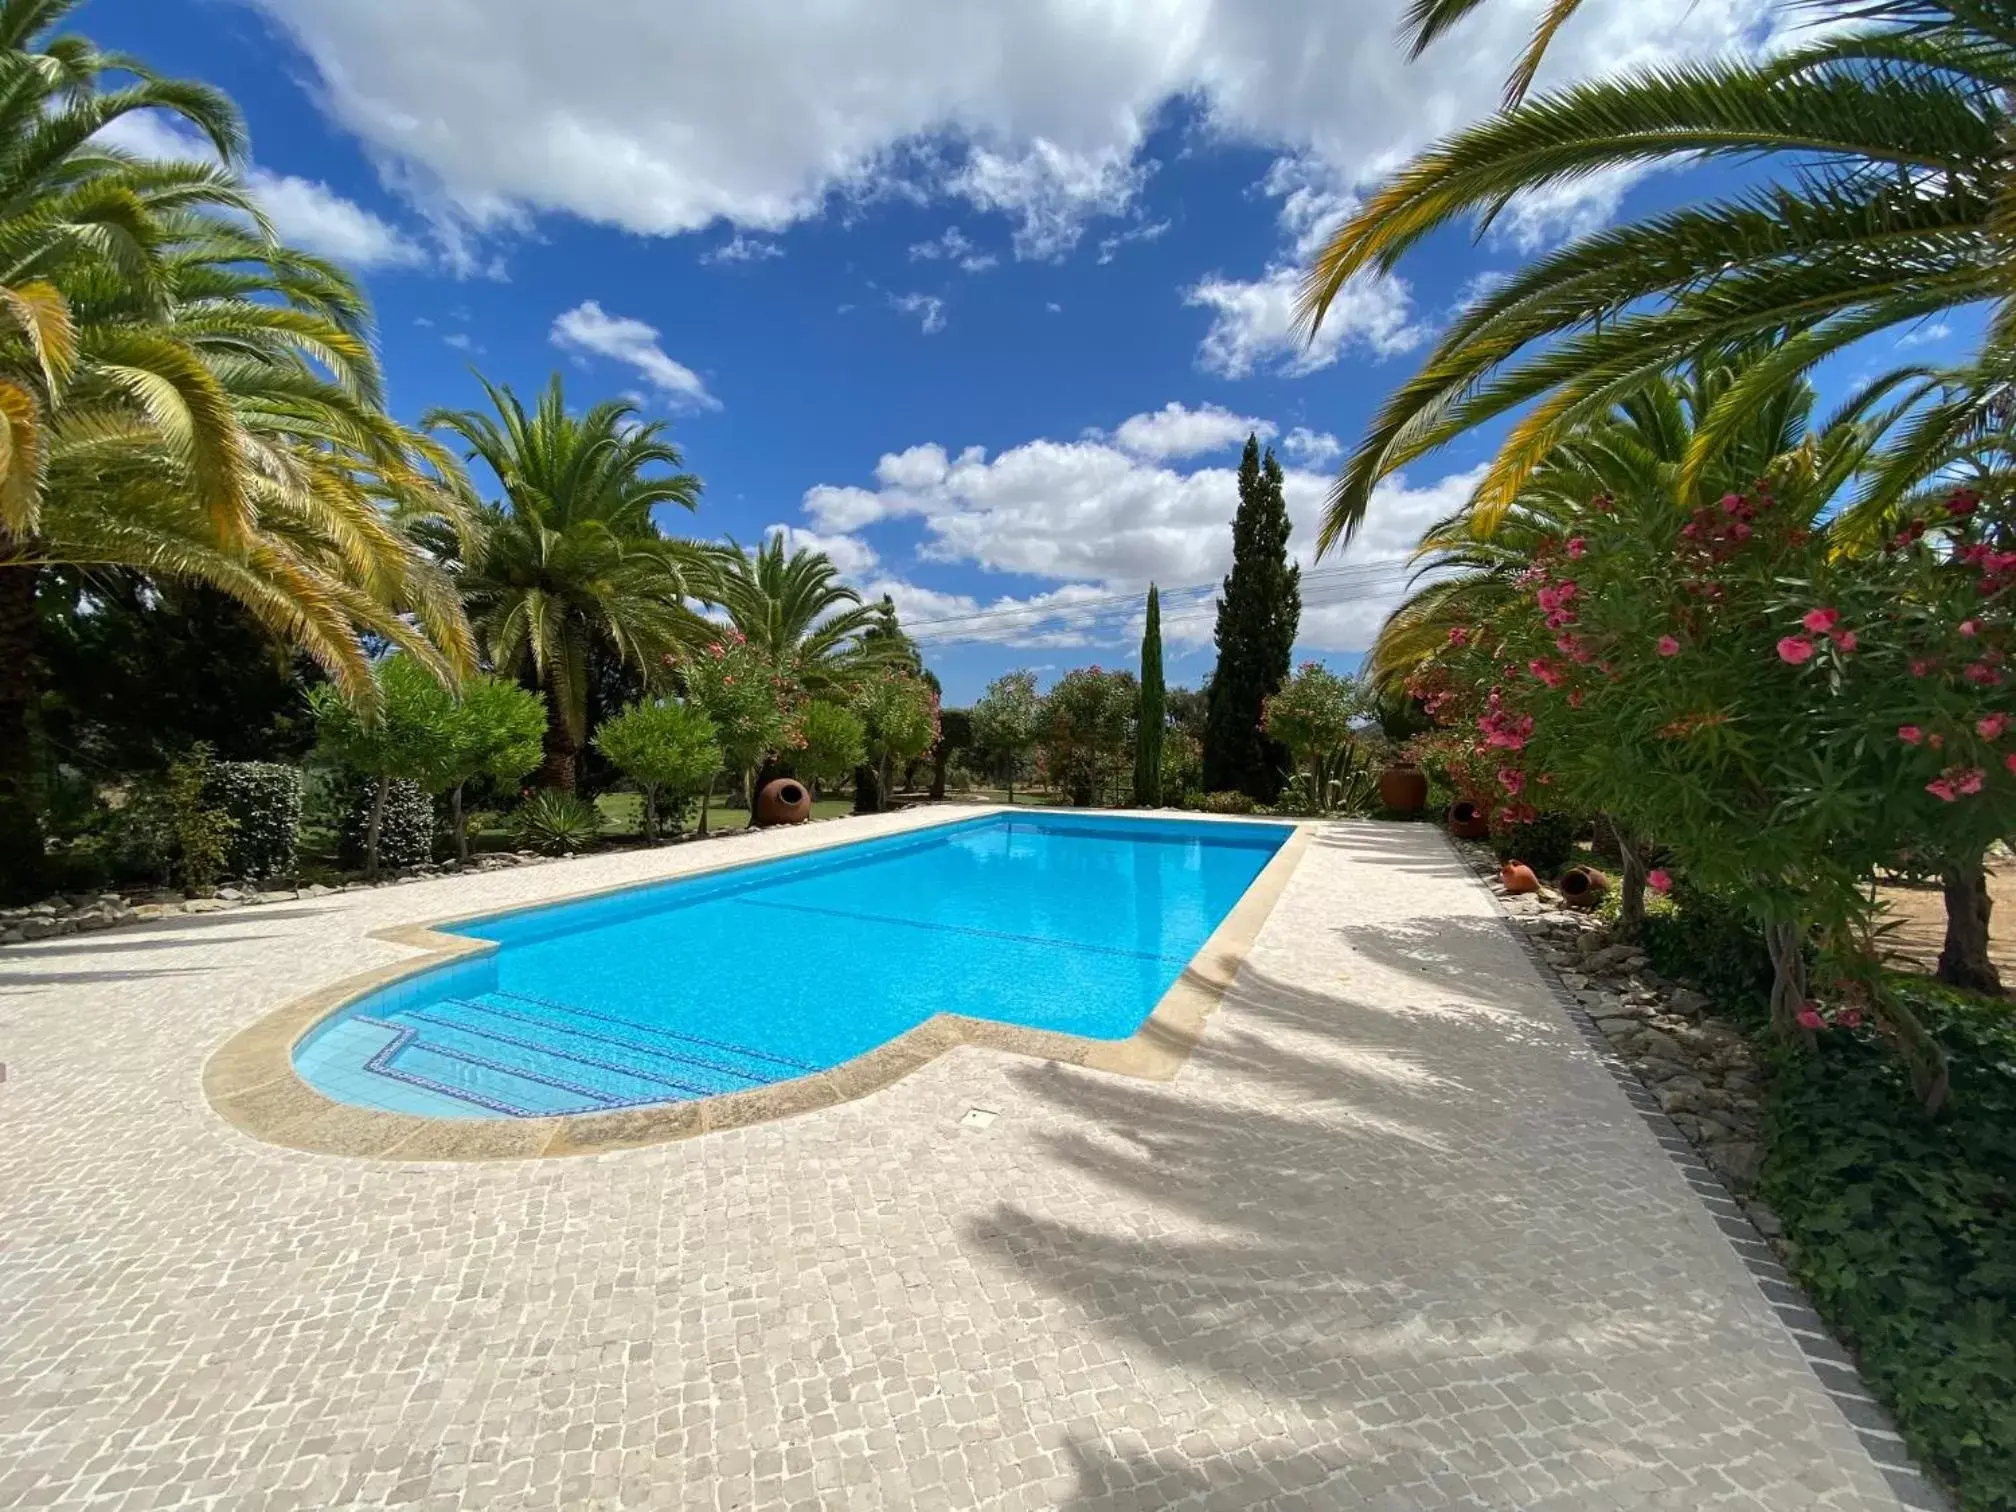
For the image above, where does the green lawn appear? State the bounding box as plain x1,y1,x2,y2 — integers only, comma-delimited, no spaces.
591,791,856,835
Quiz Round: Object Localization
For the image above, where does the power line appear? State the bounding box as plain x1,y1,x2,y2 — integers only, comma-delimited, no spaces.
893,558,1409,634
906,562,1414,648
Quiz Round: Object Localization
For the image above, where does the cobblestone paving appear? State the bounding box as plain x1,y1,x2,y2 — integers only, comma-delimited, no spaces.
1,815,1911,1509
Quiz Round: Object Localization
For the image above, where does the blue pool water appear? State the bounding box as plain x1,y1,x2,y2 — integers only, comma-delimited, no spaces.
294,812,1290,1119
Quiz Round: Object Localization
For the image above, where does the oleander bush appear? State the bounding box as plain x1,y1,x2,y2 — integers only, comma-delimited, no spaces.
1489,809,1579,879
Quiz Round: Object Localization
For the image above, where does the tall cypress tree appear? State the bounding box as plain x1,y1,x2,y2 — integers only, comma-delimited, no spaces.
1132,583,1165,806
1201,436,1301,801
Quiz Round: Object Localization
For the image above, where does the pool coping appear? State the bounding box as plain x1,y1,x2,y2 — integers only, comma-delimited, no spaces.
202,808,1314,1162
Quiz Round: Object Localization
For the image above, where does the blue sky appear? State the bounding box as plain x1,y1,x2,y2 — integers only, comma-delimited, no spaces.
85,0,1966,702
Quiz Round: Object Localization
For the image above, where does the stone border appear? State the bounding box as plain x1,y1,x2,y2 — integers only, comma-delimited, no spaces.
203,811,1311,1163
1441,829,1953,1512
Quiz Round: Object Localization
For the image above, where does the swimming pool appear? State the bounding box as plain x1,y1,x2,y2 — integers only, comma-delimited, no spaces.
293,811,1291,1120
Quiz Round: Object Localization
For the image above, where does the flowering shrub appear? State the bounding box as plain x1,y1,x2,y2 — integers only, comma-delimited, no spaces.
1411,475,2016,1106
1038,666,1137,806
1262,662,1367,811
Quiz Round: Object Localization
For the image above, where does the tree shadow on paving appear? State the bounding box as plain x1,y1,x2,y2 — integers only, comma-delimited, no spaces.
1303,822,1473,878
0,964,222,991
966,965,1682,1418
0,929,291,958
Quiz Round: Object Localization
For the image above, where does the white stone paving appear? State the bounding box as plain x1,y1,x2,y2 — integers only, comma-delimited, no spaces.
0,813,1909,1509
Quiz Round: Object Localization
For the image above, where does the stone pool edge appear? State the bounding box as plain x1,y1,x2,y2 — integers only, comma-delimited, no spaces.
202,811,1313,1163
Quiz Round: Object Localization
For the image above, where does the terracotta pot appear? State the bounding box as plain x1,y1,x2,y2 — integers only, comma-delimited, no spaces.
756,777,812,826
1499,860,1539,895
1377,763,1429,814
1558,865,1609,909
1447,800,1490,840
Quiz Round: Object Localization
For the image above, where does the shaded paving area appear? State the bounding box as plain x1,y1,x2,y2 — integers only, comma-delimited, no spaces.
1,813,1910,1508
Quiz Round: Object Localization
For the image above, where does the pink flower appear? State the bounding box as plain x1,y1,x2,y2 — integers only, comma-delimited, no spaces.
1802,607,1840,633
1958,766,1986,796
1777,635,1816,665
1719,493,1744,513
1647,869,1672,895
1910,658,1936,678
1947,489,1979,517
1966,661,2002,687
2005,752,2016,776
1528,659,1564,689
1657,635,1680,657
1832,630,1858,652
1978,713,2008,741
1927,777,1958,802
1448,625,1470,646
1566,537,1586,559
1497,767,1526,796
1795,1005,1826,1030
1898,725,1924,745
1836,1006,1863,1029
1960,619,1981,637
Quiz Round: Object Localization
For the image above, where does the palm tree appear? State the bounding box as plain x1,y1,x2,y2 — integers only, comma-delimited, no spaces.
427,375,710,789
1299,0,2012,549
0,0,473,897
707,533,895,694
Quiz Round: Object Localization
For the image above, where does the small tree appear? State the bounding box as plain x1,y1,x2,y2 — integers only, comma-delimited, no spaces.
1134,585,1166,806
310,656,455,880
972,669,1043,803
1263,662,1363,812
1040,667,1138,807
930,707,972,800
441,675,548,862
852,668,940,811
681,631,790,834
794,699,866,796
594,699,722,841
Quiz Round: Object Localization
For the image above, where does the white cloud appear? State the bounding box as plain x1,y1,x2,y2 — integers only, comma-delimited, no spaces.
549,300,720,410
1045,301,1063,314
890,291,947,334
1490,164,1644,251
701,233,783,264
1896,321,1953,349
94,109,426,270
1095,217,1170,264
907,225,997,272
1110,402,1271,461
442,331,479,352
792,411,1485,652
242,0,1774,265
1281,426,1343,466
1188,264,1425,378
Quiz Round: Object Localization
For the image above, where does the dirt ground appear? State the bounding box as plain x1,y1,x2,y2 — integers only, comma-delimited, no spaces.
1876,858,2016,982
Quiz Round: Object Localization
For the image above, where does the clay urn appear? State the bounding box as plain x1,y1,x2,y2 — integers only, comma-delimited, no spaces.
756,777,813,826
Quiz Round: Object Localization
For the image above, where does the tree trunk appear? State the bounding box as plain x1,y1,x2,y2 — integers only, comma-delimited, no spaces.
1936,856,2001,995
1610,817,1647,938
641,784,658,842
696,777,712,836
931,747,948,801
539,675,577,791
1764,919,1814,1047
452,783,469,864
0,562,43,903
365,774,389,882
852,763,881,815
879,754,893,812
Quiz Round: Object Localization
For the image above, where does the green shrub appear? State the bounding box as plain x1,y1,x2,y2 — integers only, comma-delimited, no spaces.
1490,810,1579,877
163,745,234,893
1639,882,1777,1027
336,777,434,873
206,761,302,881
511,790,603,854
1196,790,1258,815
1760,981,2016,1511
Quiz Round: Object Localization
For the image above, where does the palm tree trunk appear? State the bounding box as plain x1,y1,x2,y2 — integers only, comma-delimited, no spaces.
365,774,389,882
1937,855,2001,995
540,675,578,791
0,562,43,903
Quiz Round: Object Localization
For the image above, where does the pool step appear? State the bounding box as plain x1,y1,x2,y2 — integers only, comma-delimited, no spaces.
357,990,810,1118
